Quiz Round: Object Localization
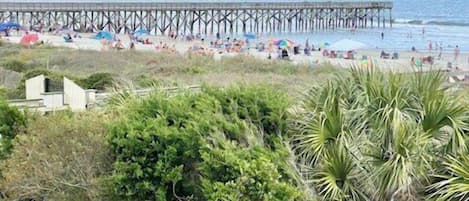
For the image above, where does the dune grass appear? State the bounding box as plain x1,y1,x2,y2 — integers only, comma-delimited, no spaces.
0,43,343,98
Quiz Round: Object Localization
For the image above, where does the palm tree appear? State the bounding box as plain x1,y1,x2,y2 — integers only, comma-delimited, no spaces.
290,67,469,201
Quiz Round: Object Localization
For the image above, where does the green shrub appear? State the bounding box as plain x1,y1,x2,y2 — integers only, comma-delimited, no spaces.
79,72,115,90
200,145,305,201
0,87,6,98
108,92,216,200
203,85,290,148
2,60,27,72
0,112,113,201
107,86,305,200
135,74,161,88
0,98,25,161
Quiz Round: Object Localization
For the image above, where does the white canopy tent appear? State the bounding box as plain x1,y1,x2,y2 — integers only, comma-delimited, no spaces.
328,39,368,51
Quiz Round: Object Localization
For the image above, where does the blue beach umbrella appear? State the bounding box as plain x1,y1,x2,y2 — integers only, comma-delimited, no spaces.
0,25,7,32
133,29,149,37
244,33,256,40
0,21,21,29
95,31,113,40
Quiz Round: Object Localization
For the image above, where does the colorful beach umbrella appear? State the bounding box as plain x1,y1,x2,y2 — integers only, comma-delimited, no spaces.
274,39,294,47
95,31,113,40
20,33,39,45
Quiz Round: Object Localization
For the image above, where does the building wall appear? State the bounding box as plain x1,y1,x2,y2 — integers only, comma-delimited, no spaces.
42,92,64,109
25,75,45,100
63,77,87,111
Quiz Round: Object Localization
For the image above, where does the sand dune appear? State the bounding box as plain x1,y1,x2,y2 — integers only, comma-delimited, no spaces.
3,31,469,73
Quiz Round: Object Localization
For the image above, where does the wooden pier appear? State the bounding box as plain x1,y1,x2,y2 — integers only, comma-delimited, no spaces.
0,1,393,35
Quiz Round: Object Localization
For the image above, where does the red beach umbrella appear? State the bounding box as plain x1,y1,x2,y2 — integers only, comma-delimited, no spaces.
20,33,39,45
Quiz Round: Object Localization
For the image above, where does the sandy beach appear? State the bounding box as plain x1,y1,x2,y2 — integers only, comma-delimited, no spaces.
2,31,469,73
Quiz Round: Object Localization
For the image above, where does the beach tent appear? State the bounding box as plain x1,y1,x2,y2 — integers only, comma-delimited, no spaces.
96,31,113,40
274,39,295,47
20,33,39,45
328,39,367,51
133,29,149,37
244,33,256,40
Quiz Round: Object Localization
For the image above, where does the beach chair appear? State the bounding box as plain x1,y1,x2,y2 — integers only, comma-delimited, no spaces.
63,36,73,43
344,51,354,60
447,62,453,69
380,51,390,59
281,49,290,60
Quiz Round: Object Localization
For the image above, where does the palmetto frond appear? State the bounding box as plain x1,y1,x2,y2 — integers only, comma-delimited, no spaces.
311,145,369,201
291,81,364,165
367,112,431,200
429,154,469,201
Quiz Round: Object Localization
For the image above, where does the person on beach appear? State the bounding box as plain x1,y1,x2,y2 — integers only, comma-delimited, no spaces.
415,58,423,68
100,38,108,51
381,32,384,40
454,45,460,62
438,46,443,60
410,57,415,67
114,39,124,50
428,41,433,53
170,44,177,53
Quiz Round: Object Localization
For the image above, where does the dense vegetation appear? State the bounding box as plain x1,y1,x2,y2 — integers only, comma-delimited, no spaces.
0,67,468,201
0,98,25,161
290,68,469,200
0,113,113,200
107,86,306,200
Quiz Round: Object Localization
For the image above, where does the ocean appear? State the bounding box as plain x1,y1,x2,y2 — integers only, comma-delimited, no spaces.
262,0,469,52
2,0,469,52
